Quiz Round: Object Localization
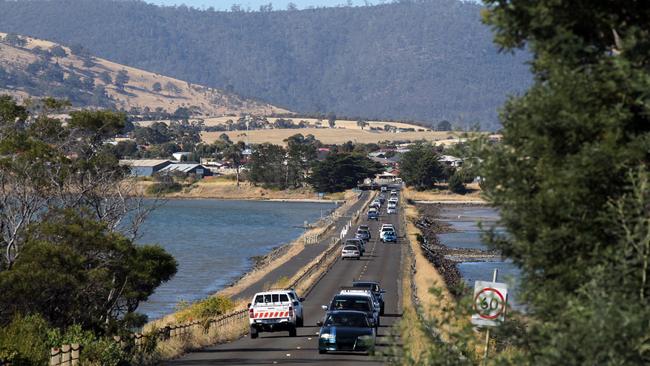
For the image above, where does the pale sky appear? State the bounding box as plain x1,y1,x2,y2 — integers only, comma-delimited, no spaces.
147,0,371,11
147,0,480,12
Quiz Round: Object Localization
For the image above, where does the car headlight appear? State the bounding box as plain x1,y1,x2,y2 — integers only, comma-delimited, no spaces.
320,333,336,341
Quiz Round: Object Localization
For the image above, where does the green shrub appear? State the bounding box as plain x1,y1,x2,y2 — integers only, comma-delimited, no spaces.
0,314,52,365
0,314,134,366
146,181,182,195
176,295,234,322
448,172,466,194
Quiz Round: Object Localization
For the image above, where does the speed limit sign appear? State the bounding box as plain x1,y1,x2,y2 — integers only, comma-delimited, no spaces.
471,280,508,327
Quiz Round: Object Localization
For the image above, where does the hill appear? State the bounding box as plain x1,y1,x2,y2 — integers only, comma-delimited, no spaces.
0,32,288,115
0,0,530,130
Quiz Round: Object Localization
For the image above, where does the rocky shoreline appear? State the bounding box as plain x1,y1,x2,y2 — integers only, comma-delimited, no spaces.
413,203,500,295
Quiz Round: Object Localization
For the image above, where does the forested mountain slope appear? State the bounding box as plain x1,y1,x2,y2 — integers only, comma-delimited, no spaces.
0,0,530,129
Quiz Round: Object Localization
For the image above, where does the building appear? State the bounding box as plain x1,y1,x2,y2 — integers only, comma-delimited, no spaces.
119,159,171,177
439,155,463,167
158,163,212,178
172,152,192,161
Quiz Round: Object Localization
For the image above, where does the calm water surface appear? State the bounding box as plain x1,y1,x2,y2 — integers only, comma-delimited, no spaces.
438,206,523,310
136,199,336,319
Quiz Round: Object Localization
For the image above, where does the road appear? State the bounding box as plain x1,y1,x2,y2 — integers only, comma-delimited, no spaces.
165,191,404,365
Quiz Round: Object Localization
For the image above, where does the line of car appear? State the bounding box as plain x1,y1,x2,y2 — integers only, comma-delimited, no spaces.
247,188,400,356
317,280,386,354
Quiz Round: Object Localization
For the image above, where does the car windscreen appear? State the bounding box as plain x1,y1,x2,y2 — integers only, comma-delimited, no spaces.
344,245,358,250
255,294,289,304
330,297,371,312
353,283,379,292
324,313,370,327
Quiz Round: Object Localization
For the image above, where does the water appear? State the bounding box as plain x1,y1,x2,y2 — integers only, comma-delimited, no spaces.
438,206,523,310
135,199,336,320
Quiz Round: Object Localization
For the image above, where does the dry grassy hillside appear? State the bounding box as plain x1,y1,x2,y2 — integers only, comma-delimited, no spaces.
0,32,289,115
202,128,461,145
136,116,432,130
196,117,431,130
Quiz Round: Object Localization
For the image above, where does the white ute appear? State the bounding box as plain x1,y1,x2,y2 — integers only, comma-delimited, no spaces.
248,290,305,338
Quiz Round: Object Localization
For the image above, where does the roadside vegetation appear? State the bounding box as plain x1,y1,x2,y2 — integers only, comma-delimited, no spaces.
398,137,487,198
0,96,177,364
395,1,650,365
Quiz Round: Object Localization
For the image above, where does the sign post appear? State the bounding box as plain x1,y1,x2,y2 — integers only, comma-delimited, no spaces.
471,269,508,364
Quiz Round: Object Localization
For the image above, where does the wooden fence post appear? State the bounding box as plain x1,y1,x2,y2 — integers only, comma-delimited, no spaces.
70,344,80,366
50,348,61,366
61,345,70,366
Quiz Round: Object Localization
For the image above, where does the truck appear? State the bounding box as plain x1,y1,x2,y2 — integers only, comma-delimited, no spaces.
248,290,305,339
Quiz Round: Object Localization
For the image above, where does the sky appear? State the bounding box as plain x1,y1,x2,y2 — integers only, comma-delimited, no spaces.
147,0,372,11
147,0,479,12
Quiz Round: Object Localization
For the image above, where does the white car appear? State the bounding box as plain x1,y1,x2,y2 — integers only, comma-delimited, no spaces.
388,197,398,205
248,290,305,338
341,244,361,260
380,224,396,240
387,205,397,214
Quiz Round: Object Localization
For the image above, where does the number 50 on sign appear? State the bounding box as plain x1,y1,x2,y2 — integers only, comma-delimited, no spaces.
471,280,508,327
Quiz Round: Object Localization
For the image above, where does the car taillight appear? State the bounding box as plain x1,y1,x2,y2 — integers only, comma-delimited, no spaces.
249,308,254,318
289,306,294,318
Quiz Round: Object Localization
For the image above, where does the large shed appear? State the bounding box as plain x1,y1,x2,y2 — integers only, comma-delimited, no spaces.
119,159,171,177
158,163,212,178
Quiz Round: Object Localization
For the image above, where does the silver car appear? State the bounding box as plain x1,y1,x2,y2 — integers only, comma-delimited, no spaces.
341,245,361,260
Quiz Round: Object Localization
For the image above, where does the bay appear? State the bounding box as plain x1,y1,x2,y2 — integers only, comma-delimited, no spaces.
438,206,523,310
135,199,336,320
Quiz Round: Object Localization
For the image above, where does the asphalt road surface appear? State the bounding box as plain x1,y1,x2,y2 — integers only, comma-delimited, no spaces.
165,191,404,365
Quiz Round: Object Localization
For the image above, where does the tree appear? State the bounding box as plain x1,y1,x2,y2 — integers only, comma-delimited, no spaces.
218,133,231,143
308,153,382,193
152,81,162,92
3,33,25,47
99,71,112,84
69,44,90,57
112,140,139,158
284,134,318,188
477,0,650,363
248,143,286,189
0,209,176,330
327,113,336,128
164,81,181,94
447,171,465,194
223,141,246,187
114,70,129,91
0,97,175,333
49,45,67,58
356,119,368,130
399,142,445,190
436,120,451,131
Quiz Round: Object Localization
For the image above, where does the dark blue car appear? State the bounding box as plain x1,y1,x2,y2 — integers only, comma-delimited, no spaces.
318,310,376,354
